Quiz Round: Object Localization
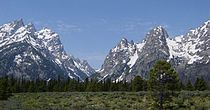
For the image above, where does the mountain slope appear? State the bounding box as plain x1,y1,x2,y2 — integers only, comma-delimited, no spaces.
98,38,138,81
98,20,210,83
129,26,170,80
168,20,210,83
0,19,95,80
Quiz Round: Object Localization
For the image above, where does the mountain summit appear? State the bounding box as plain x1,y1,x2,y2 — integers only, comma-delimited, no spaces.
98,20,210,84
1,19,210,83
0,19,95,81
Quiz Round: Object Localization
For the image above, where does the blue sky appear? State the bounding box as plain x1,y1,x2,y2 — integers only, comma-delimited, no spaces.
0,0,210,69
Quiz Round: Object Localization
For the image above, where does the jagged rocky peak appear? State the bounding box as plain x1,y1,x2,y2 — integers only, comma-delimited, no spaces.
199,19,210,33
118,38,129,48
130,40,134,45
36,27,59,40
14,19,24,26
0,19,25,39
145,26,169,42
0,19,35,37
142,26,169,55
204,19,210,25
111,37,136,53
186,19,210,38
98,37,138,80
10,19,25,30
15,23,37,36
3,19,24,29
35,27,65,59
25,23,36,33
36,28,62,50
119,38,135,46
98,19,210,84
81,60,89,65
0,19,96,81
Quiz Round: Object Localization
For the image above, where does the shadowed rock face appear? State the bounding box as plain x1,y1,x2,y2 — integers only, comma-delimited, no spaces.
98,20,210,84
98,38,137,81
129,26,170,80
0,19,95,81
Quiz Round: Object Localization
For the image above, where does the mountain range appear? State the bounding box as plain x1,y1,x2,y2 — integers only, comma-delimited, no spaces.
98,20,210,84
0,19,210,84
0,19,95,81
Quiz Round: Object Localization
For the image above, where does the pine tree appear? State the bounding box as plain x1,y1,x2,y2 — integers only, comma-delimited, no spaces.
110,80,118,91
178,81,185,90
148,60,179,109
0,76,12,100
194,77,207,91
28,81,35,92
131,76,144,92
186,80,194,91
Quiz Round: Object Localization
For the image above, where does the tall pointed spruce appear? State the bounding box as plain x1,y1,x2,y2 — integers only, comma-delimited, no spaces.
148,60,179,109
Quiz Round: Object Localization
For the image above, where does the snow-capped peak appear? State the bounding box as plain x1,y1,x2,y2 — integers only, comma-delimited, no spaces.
204,19,210,25
0,22,39,48
151,26,167,34
99,19,210,83
120,37,128,42
14,19,24,25
145,26,169,41
0,19,24,38
35,28,62,55
153,25,164,31
25,23,36,33
167,20,210,64
12,19,24,28
35,25,96,80
36,28,59,40
111,37,136,53
119,37,129,46
0,19,96,81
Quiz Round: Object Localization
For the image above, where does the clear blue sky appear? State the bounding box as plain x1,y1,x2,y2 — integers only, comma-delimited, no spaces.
0,0,210,69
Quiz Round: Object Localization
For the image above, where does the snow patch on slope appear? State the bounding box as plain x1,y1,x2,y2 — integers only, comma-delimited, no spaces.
127,51,138,68
127,42,145,68
14,55,22,65
167,34,204,64
0,19,95,81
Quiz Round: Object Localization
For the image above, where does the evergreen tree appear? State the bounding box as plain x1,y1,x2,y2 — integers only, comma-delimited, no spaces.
86,79,100,92
131,76,144,92
194,77,207,91
148,60,179,109
110,80,118,91
28,81,35,92
0,76,12,100
118,80,128,91
186,80,194,91
104,78,112,91
178,81,185,91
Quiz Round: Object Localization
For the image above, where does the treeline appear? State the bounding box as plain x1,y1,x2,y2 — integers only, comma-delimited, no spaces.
0,75,209,94
181,77,209,91
0,76,146,94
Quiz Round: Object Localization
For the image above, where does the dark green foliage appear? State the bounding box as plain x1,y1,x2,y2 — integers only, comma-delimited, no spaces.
1,92,210,110
131,76,144,91
0,74,149,94
0,66,208,95
178,81,185,90
194,77,208,91
86,79,100,92
186,80,194,91
148,60,180,109
148,60,180,91
0,76,12,100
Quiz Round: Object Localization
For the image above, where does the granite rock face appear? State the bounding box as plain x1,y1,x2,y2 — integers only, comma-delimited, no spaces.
0,19,95,81
98,20,210,84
